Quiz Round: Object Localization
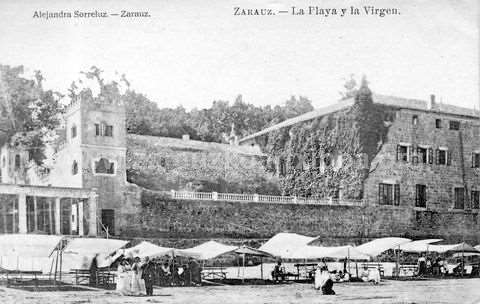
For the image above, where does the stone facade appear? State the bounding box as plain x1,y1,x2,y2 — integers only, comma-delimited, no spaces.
240,85,480,241
126,134,279,194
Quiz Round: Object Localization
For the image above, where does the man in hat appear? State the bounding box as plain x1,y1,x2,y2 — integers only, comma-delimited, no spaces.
141,256,156,296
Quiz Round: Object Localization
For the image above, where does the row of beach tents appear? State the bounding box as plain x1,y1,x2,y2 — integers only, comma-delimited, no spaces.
0,233,479,273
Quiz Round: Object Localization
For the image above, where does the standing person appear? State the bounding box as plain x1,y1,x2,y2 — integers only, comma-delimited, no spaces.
141,256,155,296
116,259,130,295
89,253,99,286
417,254,426,277
131,256,146,296
188,257,201,286
160,262,170,286
314,265,335,295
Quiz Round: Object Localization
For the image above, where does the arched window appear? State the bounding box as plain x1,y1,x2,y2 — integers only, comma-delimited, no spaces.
14,154,20,169
94,158,115,174
72,160,78,175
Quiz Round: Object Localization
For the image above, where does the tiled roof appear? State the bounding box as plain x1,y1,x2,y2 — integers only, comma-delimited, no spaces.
238,98,355,143
239,94,479,142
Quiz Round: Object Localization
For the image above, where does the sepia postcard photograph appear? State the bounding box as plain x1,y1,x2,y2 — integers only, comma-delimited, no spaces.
0,0,479,303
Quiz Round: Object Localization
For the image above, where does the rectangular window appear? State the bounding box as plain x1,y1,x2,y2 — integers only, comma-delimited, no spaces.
436,149,448,165
415,184,427,208
435,119,442,129
454,187,465,209
412,115,418,126
71,126,77,138
449,121,460,130
105,125,113,137
95,124,100,136
417,147,427,164
379,183,400,206
472,152,480,168
472,191,480,210
279,159,286,176
396,145,409,162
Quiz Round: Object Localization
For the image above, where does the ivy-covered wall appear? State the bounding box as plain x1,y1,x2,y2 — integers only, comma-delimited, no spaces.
262,86,390,199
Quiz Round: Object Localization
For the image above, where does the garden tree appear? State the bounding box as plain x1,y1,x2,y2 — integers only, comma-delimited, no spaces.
0,64,64,167
339,74,359,100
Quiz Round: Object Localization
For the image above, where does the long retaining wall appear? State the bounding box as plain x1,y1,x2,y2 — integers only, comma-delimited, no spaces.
118,190,480,245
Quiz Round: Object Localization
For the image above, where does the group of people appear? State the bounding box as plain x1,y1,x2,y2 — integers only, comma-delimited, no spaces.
115,255,202,296
417,255,448,276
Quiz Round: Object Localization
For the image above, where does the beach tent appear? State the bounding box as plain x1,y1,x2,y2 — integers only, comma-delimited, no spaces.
356,237,411,257
426,242,478,254
122,241,201,259
288,245,370,260
259,232,318,258
398,239,443,253
182,240,238,260
122,241,173,259
235,245,274,280
62,237,128,270
0,234,64,273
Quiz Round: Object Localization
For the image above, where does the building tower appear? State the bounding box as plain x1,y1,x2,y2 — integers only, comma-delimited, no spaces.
63,97,127,235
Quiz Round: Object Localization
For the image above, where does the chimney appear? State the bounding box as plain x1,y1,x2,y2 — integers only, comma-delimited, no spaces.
428,94,435,110
182,134,190,141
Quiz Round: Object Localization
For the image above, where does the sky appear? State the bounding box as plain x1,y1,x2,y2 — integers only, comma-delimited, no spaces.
0,0,478,110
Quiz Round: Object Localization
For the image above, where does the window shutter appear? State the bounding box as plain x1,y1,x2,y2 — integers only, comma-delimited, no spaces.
435,149,440,165
378,184,382,204
472,153,475,168
447,151,452,165
408,146,413,162
428,148,433,164
394,184,400,206
396,145,400,161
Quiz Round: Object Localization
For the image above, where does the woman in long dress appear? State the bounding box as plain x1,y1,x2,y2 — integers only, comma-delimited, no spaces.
131,257,146,296
116,259,130,295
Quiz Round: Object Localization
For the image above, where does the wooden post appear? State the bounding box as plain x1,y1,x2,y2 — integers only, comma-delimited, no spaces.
55,198,61,235
260,257,263,280
48,198,53,234
33,196,38,232
18,193,27,234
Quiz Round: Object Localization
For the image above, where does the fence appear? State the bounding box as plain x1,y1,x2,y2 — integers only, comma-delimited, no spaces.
166,190,366,206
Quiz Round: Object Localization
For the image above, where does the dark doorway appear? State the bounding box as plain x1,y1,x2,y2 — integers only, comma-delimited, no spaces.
101,209,115,236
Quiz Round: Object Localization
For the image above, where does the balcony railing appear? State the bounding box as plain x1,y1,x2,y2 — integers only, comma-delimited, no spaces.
166,190,366,206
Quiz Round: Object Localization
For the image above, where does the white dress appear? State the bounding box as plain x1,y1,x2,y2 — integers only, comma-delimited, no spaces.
130,262,146,296
116,265,130,295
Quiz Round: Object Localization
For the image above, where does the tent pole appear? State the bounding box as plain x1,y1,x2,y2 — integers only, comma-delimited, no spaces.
260,257,263,280
396,245,400,279
242,253,245,283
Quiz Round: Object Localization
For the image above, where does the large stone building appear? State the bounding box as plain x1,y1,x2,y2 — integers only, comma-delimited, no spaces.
238,82,480,240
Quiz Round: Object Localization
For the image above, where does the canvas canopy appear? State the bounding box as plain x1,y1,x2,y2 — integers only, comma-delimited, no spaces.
259,232,318,258
398,239,443,253
122,241,173,259
426,243,478,254
181,241,238,260
0,234,64,273
288,245,370,260
62,238,128,270
356,237,412,257
475,245,480,251
235,246,274,257
122,241,201,259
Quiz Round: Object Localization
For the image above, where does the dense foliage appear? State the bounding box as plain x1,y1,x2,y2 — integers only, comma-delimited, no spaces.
125,93,314,143
0,65,64,167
